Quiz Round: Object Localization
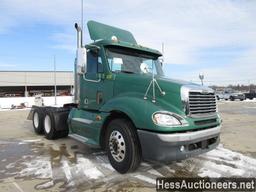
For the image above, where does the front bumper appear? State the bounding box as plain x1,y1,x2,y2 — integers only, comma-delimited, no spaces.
137,126,220,163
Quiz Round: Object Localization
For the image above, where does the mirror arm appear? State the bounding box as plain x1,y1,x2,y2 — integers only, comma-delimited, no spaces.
86,44,101,50
82,73,101,83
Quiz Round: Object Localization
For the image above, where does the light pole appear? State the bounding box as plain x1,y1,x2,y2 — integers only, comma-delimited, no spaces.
24,71,28,97
199,73,204,86
54,55,57,106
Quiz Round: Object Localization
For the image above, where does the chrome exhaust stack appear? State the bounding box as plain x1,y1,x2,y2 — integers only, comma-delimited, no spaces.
75,23,83,48
74,23,87,104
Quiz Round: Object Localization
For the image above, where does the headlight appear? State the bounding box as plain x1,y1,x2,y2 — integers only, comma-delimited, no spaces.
152,112,188,127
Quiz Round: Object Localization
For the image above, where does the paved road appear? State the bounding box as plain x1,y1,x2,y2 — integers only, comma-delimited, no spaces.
218,101,256,157
0,101,256,191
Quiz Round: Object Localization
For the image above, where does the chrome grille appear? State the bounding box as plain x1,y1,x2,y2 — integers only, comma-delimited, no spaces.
188,92,216,116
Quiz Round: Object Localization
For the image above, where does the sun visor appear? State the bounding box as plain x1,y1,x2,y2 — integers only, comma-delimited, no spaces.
87,20,137,44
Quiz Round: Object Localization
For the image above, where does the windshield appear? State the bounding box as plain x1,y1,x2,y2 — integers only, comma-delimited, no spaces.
106,47,164,76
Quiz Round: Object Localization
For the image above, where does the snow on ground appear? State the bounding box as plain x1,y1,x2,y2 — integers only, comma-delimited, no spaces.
0,96,254,110
6,153,111,188
199,145,256,178
134,174,156,184
244,98,256,102
36,180,55,190
217,99,256,104
19,139,42,144
3,143,256,190
0,96,73,109
18,157,53,179
7,146,256,189
0,108,31,112
62,155,104,181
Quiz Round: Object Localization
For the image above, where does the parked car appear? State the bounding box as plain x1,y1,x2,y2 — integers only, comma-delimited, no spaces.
216,89,245,101
215,91,224,100
228,92,245,101
244,91,256,100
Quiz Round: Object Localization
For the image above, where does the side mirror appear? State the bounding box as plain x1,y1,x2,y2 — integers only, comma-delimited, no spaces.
77,47,87,74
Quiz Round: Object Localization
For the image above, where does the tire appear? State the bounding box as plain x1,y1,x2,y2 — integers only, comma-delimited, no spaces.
43,111,58,140
58,130,69,138
240,99,244,101
43,110,69,140
106,118,141,173
216,96,220,100
230,96,235,101
32,108,44,134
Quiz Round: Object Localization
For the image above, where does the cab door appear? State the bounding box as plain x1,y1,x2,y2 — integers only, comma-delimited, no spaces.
80,49,113,110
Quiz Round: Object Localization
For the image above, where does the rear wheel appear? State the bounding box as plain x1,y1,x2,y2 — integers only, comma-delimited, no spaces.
43,110,69,140
106,119,141,173
44,112,57,140
32,108,44,134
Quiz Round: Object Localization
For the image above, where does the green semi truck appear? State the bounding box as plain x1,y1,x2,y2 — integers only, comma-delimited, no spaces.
31,21,221,173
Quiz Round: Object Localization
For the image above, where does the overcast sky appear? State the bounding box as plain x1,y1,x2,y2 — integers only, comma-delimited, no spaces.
0,0,255,85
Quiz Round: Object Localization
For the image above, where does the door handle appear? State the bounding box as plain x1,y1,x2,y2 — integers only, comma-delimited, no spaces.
96,92,103,104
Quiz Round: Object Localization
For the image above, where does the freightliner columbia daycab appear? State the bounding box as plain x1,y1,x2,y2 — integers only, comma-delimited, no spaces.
31,21,221,173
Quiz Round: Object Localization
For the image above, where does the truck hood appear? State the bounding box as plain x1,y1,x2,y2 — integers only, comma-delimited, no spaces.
113,73,208,114
114,74,192,93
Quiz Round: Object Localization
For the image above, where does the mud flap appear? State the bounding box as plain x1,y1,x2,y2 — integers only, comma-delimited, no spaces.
27,106,37,120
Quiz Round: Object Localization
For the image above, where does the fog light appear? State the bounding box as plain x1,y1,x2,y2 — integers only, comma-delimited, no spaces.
180,145,185,152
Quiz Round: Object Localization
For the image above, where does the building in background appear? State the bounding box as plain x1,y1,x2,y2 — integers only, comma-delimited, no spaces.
0,71,74,97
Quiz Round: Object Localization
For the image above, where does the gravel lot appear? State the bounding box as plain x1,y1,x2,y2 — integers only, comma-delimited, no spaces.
0,100,256,191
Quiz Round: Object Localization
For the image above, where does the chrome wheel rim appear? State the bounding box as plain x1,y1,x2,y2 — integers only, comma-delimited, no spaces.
44,115,51,134
109,130,126,162
33,112,39,128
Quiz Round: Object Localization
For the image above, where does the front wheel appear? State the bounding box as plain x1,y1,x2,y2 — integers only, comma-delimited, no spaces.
106,119,141,174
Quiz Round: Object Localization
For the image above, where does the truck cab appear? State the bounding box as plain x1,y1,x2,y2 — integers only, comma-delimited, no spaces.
32,21,221,173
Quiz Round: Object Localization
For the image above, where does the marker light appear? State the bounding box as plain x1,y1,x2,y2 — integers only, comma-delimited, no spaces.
111,35,118,42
